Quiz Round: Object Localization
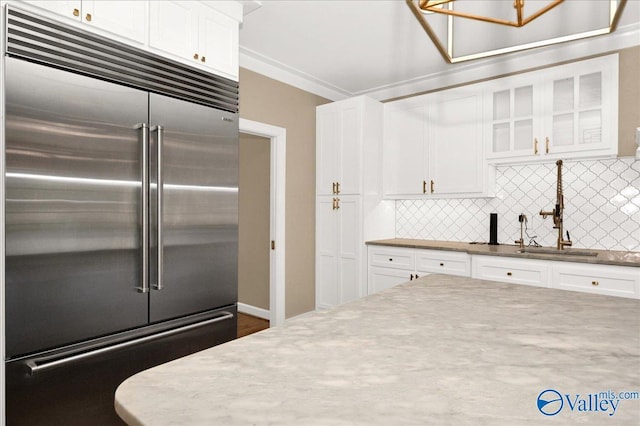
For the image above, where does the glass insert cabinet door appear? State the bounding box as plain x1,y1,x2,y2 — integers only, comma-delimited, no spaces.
546,71,607,153
485,77,540,159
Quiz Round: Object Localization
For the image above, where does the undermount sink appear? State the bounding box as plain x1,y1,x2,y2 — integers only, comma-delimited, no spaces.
515,247,598,257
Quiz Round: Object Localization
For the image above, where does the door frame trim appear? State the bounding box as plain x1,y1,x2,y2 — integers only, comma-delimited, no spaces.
239,118,286,326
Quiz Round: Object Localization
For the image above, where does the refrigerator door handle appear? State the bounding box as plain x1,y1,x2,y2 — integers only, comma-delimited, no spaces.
25,312,235,375
151,125,164,291
135,123,150,293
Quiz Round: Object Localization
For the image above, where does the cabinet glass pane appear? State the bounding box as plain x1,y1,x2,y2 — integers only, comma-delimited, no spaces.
579,72,602,108
553,77,574,112
514,86,533,117
493,123,510,152
493,90,510,120
553,113,574,146
579,110,601,145
514,119,533,151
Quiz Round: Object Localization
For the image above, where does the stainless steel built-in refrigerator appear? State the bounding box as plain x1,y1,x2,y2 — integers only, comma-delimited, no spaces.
4,7,239,425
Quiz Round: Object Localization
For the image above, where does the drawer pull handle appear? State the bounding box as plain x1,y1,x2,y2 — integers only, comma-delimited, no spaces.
410,274,414,280
439,262,444,266
507,272,512,276
592,281,599,286
389,258,393,262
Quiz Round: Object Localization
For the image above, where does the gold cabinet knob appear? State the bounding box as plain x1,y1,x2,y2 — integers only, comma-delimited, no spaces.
85,13,92,22
545,137,550,154
422,180,427,194
201,56,206,63
193,53,199,60
73,8,80,17
592,281,599,286
430,180,435,194
507,272,513,276
534,138,539,155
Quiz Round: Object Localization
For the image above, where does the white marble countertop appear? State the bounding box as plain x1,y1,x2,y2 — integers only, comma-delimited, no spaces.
115,274,640,425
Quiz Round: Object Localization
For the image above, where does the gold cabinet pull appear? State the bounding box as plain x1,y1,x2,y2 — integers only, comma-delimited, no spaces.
507,272,513,276
430,180,435,194
534,138,538,155
335,197,340,209
336,182,340,194
85,13,92,22
73,8,80,17
332,182,336,194
332,198,337,210
422,180,427,194
271,240,276,250
193,53,199,60
201,56,206,63
545,137,549,154
592,281,599,286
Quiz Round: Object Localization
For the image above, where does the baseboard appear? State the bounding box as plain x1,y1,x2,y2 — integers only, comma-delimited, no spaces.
237,302,270,320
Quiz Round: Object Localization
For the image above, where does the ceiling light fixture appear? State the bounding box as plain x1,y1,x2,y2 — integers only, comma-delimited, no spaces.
406,0,628,63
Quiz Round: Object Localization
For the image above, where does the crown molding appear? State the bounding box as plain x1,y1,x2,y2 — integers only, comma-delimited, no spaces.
240,22,640,102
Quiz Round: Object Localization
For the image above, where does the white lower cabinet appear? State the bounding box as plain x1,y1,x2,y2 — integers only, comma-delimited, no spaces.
367,246,470,295
553,262,639,298
316,196,361,309
472,255,550,288
472,254,639,299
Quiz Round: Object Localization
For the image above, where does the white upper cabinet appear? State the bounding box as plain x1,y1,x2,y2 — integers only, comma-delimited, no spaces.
21,0,148,45
429,91,486,196
17,0,241,81
383,87,494,199
383,102,428,197
485,54,618,163
149,1,240,80
316,97,364,196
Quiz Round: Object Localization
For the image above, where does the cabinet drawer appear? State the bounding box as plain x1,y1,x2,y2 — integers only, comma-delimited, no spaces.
368,247,415,270
553,264,639,298
472,256,549,287
416,250,470,277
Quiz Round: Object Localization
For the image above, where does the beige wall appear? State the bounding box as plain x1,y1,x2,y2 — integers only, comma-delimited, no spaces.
618,46,640,157
238,134,271,310
239,68,330,318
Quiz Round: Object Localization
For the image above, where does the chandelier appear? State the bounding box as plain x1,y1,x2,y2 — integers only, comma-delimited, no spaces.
406,0,629,63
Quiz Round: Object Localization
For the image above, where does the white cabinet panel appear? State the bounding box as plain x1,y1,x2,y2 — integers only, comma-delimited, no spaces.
429,93,485,195
383,87,493,199
472,255,550,288
368,267,413,294
316,197,340,308
149,1,198,59
338,197,360,304
22,0,147,44
316,98,363,196
415,250,470,277
148,0,240,79
553,263,639,298
383,104,428,197
21,1,81,18
84,1,148,44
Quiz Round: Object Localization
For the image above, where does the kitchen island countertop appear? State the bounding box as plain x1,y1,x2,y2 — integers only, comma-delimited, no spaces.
367,238,640,267
115,274,640,425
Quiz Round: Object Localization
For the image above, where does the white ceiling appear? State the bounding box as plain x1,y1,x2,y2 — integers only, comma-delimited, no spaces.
238,0,640,101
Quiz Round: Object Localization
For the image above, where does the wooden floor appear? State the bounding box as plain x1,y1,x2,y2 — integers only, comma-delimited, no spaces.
237,312,270,338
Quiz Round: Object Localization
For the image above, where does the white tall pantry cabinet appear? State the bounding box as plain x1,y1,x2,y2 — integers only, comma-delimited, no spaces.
315,96,394,309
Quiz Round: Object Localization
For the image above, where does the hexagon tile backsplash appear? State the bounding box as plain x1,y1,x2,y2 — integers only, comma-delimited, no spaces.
396,157,640,252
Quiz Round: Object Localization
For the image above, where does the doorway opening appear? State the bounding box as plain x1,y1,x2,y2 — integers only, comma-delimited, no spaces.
238,119,286,326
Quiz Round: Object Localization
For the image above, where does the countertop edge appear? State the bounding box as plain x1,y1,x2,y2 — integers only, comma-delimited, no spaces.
366,239,640,268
